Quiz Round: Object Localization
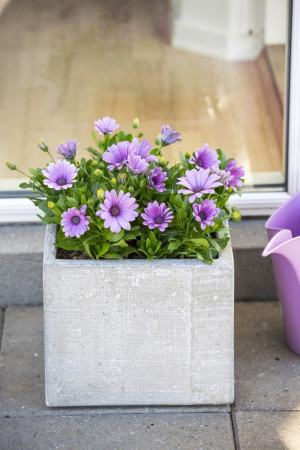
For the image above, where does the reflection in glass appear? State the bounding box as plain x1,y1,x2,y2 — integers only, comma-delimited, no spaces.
0,0,290,192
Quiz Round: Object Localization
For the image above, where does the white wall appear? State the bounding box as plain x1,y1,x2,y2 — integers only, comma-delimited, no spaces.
264,0,288,45
171,0,264,61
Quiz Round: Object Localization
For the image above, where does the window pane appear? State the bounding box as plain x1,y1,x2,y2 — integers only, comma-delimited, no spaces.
0,0,290,193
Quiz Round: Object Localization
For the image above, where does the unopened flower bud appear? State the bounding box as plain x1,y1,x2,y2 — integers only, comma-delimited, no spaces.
117,173,126,184
6,161,17,170
94,169,103,178
128,186,134,193
88,197,94,206
185,152,191,159
155,134,162,146
132,117,140,129
98,162,105,169
37,138,48,152
111,178,117,185
232,211,241,220
97,189,105,200
91,160,98,167
158,156,167,165
228,186,233,193
47,201,55,209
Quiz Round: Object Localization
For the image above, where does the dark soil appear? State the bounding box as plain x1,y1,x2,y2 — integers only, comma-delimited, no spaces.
56,248,91,260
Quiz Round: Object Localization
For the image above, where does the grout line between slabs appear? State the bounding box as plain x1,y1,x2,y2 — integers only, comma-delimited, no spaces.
230,410,239,450
0,410,232,420
0,308,5,353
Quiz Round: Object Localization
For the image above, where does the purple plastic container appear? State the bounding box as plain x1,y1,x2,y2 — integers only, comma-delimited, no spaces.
263,191,300,355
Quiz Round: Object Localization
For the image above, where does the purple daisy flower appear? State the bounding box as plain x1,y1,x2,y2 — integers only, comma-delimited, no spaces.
225,160,245,191
189,143,220,169
193,199,220,230
126,154,149,175
103,141,133,170
42,160,78,190
56,139,79,159
210,166,233,189
161,125,182,146
61,205,90,238
141,201,174,232
94,116,120,135
177,168,222,203
147,166,167,192
131,138,158,163
96,189,138,233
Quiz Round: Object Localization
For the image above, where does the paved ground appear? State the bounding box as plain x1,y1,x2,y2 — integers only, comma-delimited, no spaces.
0,303,300,449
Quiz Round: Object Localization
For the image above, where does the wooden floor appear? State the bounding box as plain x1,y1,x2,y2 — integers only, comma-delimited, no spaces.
0,0,286,189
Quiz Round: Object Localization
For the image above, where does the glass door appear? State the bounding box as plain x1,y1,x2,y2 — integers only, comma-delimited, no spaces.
0,0,297,221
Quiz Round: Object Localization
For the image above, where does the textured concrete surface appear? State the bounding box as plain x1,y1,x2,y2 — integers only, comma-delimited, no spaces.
233,411,300,450
44,224,234,407
235,302,300,411
0,307,229,417
0,224,44,307
0,413,235,450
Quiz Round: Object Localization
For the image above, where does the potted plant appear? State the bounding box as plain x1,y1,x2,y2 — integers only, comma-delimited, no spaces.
6,117,244,407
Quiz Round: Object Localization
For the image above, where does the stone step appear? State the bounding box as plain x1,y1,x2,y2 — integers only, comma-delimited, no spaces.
0,219,276,306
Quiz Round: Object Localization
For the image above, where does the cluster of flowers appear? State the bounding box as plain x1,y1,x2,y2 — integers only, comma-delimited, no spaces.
6,116,244,263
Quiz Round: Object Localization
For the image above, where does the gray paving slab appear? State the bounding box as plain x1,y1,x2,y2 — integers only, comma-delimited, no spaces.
235,302,300,411
0,225,44,307
0,413,235,450
233,411,300,450
0,307,230,418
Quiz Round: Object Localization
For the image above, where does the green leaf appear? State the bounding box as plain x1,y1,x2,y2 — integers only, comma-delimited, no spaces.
103,252,123,259
97,243,110,257
148,231,157,248
188,238,209,248
111,239,128,248
19,182,32,189
66,197,78,207
91,132,101,150
107,230,124,243
167,239,181,252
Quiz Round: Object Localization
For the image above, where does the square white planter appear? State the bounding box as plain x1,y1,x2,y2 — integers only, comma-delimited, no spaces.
44,224,234,407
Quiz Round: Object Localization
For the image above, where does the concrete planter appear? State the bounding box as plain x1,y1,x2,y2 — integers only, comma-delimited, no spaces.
43,224,234,407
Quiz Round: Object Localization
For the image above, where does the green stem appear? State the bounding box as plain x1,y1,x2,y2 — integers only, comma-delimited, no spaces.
17,168,31,178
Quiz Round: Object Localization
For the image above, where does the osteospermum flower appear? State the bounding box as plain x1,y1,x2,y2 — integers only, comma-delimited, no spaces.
141,201,173,232
94,116,119,135
189,143,220,169
61,205,90,238
103,141,132,170
161,125,182,146
56,139,79,159
147,166,167,192
131,138,158,162
193,199,220,230
42,160,78,190
225,160,245,191
126,154,149,175
141,200,174,231
177,168,222,203
96,190,138,233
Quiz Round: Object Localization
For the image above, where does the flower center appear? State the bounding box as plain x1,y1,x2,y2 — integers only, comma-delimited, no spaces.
71,216,80,225
155,216,163,224
196,158,203,167
57,178,66,186
110,206,120,216
194,188,202,193
199,212,206,220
